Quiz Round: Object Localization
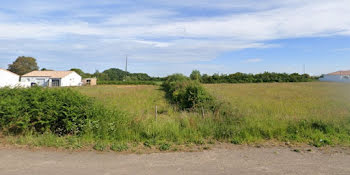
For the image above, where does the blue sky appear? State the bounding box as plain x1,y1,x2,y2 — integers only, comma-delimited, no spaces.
0,0,349,76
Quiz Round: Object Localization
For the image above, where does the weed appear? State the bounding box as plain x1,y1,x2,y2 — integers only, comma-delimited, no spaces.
93,142,108,151
111,143,129,152
159,143,171,151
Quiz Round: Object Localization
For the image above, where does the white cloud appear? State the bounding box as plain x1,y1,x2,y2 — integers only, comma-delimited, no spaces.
0,0,349,75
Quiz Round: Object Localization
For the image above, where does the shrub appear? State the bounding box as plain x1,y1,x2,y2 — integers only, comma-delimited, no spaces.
0,87,100,135
162,74,215,110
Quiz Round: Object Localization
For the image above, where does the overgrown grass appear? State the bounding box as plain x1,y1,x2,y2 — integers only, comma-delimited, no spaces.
206,82,350,146
1,82,350,151
97,81,161,86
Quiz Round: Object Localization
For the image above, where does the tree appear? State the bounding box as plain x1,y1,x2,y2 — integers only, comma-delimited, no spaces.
190,70,201,81
70,68,87,78
8,56,39,75
103,68,129,81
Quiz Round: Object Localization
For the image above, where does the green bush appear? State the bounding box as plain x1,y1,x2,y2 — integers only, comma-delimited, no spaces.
162,74,215,110
201,72,318,84
0,87,100,135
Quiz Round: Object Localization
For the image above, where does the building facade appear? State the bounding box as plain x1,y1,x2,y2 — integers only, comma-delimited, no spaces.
320,70,350,83
82,78,97,86
0,68,20,88
21,71,82,87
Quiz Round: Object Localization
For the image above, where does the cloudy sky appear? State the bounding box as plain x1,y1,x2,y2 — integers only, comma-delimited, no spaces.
0,0,349,76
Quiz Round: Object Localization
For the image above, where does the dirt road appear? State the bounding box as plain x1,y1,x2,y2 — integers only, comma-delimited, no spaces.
0,147,349,175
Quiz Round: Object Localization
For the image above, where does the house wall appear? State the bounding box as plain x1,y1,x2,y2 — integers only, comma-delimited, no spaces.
20,77,50,87
82,78,97,86
320,75,350,83
61,72,82,86
0,69,20,88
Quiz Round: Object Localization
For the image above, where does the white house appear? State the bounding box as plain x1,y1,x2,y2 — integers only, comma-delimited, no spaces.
21,71,82,87
320,70,350,83
0,68,20,88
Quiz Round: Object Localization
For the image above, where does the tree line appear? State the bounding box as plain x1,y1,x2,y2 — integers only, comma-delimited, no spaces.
189,70,318,83
70,68,162,81
6,56,318,83
6,56,159,81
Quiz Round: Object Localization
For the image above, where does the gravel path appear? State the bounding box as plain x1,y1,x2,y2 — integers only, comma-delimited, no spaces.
0,147,349,175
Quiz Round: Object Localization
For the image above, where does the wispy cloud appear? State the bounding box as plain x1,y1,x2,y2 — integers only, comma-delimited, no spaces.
0,0,349,75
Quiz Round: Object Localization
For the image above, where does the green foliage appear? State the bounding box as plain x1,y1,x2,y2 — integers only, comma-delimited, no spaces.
98,68,153,81
201,72,317,84
0,87,99,135
97,81,158,85
190,70,201,81
70,68,90,78
162,74,215,110
93,142,108,151
1,83,349,150
8,56,39,75
69,67,161,82
111,142,129,152
159,142,171,151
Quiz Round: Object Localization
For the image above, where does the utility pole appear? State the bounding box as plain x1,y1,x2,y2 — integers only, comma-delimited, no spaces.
125,55,128,73
303,64,305,74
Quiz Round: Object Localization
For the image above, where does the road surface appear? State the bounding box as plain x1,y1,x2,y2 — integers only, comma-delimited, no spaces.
0,147,349,175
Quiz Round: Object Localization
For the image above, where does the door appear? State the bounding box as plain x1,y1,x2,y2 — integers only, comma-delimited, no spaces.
52,79,60,87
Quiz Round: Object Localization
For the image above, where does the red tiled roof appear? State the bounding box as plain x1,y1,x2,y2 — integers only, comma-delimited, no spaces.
22,71,74,78
328,70,350,76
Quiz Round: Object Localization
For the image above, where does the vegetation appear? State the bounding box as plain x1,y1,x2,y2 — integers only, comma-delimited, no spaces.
1,82,349,151
97,81,159,85
162,74,215,110
70,68,163,82
8,56,39,75
200,71,317,83
0,87,99,135
190,70,201,81
205,83,350,146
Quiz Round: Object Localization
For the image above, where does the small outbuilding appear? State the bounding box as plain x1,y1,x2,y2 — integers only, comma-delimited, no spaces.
21,71,82,87
0,68,20,88
82,78,97,86
320,70,350,83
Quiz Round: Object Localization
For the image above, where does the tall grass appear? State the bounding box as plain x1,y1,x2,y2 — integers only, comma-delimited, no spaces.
1,82,350,150
205,82,350,146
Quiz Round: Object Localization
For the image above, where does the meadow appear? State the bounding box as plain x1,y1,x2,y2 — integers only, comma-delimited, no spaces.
206,82,350,146
1,82,350,151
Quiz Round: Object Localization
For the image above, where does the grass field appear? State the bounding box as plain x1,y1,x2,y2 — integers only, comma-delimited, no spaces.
206,82,350,145
3,82,350,151
206,82,350,121
76,85,175,119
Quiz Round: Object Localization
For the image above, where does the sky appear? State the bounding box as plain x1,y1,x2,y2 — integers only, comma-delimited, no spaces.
0,0,349,76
